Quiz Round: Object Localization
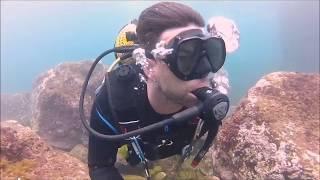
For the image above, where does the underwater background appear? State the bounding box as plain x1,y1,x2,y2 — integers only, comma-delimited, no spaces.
1,1,319,105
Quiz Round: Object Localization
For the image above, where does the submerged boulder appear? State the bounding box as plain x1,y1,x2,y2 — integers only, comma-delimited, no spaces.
0,120,89,179
69,144,88,163
1,93,32,126
212,72,320,180
31,61,106,150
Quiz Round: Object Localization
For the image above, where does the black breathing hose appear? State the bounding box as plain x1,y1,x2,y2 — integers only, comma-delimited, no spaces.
79,46,139,141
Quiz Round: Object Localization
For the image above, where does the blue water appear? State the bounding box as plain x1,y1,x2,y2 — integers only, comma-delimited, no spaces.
1,1,319,105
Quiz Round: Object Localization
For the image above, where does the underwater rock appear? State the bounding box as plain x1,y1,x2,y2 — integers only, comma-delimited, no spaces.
69,144,88,163
1,93,32,126
30,61,106,150
207,16,240,53
153,171,167,180
153,149,219,180
0,120,50,162
123,175,146,180
211,72,320,180
0,120,89,179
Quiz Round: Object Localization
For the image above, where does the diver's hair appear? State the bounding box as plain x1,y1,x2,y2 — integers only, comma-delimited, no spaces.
136,2,205,55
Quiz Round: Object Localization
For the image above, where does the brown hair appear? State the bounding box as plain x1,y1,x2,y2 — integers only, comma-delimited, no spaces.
136,2,205,54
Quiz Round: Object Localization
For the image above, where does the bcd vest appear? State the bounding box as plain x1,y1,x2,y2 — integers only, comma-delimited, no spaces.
103,64,200,162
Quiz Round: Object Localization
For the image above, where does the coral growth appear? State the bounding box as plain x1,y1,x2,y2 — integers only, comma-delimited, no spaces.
0,158,36,179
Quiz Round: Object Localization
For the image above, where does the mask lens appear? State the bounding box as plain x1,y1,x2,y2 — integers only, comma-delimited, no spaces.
176,39,202,76
203,38,226,73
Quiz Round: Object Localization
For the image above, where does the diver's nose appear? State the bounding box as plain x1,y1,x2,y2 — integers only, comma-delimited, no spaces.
192,56,211,79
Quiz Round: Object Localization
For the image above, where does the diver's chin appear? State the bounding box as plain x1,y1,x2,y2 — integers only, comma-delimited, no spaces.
176,92,199,108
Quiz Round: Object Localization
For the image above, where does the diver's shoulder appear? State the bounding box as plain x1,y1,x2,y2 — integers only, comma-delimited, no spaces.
109,64,142,81
104,63,146,113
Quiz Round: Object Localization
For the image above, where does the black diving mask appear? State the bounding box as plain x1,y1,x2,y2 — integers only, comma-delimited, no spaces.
165,29,226,81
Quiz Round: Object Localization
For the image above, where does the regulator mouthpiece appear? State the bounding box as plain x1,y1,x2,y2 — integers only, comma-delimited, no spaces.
192,87,229,121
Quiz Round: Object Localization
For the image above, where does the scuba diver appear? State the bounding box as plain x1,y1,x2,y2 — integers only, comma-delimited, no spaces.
83,2,229,180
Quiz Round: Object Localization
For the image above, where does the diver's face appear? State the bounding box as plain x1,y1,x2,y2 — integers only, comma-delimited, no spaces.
151,25,210,107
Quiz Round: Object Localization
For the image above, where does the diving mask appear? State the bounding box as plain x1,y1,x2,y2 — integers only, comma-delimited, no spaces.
165,29,226,81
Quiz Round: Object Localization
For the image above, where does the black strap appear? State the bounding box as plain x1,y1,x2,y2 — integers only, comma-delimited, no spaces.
104,70,121,126
104,64,144,129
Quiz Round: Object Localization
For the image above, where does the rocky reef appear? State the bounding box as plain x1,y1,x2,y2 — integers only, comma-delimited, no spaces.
0,120,89,179
30,61,106,150
211,72,320,180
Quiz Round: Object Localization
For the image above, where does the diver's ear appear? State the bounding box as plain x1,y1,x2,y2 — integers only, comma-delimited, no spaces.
143,59,156,80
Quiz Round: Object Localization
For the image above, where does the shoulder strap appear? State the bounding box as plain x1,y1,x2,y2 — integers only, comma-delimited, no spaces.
105,64,145,124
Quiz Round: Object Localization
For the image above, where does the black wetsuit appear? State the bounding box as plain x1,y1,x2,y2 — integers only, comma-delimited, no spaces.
88,64,200,180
